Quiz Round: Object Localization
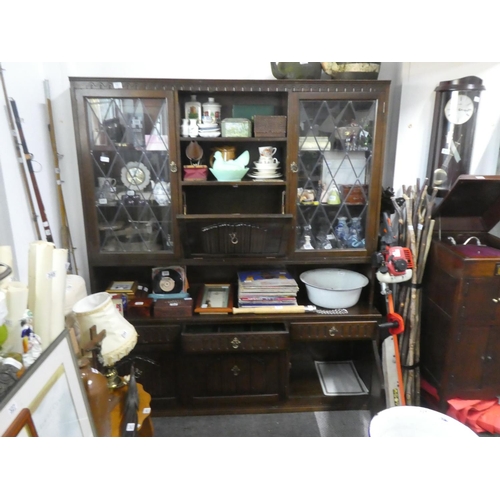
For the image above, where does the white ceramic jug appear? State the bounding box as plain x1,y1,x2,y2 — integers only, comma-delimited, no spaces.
151,180,170,206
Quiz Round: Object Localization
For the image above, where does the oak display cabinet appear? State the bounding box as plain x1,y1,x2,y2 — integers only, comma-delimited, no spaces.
70,77,391,416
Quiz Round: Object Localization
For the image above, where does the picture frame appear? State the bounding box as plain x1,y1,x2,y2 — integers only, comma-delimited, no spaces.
2,408,38,437
195,284,233,314
0,329,96,437
106,280,137,296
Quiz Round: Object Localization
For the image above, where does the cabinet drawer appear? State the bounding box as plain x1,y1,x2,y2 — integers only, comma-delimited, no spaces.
290,321,377,341
135,325,181,347
182,323,289,353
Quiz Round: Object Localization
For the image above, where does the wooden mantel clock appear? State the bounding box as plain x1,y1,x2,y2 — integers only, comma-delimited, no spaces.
426,76,485,196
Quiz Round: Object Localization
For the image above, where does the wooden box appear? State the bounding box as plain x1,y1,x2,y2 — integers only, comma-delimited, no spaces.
127,297,153,318
253,115,287,138
153,297,193,318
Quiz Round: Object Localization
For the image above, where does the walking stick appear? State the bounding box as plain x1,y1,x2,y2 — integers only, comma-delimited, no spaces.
44,80,78,274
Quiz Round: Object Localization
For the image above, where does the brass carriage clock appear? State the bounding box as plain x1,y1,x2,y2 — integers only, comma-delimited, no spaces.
426,76,485,196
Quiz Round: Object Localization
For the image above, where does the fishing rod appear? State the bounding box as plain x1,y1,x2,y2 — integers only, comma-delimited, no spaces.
44,80,78,274
0,63,42,240
10,98,54,243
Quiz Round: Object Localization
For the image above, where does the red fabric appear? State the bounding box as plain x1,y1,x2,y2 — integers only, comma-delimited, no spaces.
421,379,500,434
447,398,499,433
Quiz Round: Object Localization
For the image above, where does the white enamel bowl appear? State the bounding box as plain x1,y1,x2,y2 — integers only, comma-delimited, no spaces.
369,406,478,437
299,268,368,308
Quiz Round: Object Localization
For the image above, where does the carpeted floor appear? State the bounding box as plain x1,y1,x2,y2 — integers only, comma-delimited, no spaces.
151,410,371,437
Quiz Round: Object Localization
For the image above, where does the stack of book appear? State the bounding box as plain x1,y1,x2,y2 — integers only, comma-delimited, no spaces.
237,270,299,308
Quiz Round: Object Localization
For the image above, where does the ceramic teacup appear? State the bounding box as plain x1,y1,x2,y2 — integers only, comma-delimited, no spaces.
259,146,277,158
258,155,279,164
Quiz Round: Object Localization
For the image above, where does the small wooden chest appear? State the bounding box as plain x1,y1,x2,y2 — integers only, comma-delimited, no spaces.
153,297,193,318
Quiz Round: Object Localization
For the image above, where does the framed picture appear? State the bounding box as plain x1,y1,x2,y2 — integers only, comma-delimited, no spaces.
105,280,137,295
2,408,38,437
195,284,233,314
0,329,96,437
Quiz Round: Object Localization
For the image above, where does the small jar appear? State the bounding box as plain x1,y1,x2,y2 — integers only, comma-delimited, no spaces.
184,95,202,122
202,97,221,124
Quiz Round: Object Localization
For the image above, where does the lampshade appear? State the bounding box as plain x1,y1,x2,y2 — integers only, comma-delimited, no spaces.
72,292,138,366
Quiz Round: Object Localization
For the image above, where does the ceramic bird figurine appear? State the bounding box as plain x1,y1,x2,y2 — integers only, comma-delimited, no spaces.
212,150,249,169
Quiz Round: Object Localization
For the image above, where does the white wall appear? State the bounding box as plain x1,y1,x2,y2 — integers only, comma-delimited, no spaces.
1,62,499,292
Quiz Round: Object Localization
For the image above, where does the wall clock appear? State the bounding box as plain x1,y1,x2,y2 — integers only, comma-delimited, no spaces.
121,161,150,191
426,76,485,196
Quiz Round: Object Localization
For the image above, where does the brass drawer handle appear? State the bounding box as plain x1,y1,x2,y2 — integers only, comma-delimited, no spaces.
229,232,238,245
329,326,339,337
231,337,241,349
231,365,241,376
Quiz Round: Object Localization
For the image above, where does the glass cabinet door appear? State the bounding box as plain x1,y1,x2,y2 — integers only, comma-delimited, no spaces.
86,96,174,253
295,98,377,253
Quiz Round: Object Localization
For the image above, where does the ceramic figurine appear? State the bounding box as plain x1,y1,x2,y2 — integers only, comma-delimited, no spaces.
20,309,42,367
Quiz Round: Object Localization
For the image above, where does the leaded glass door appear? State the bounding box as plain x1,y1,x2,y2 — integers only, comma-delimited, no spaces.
86,95,175,253
291,94,383,256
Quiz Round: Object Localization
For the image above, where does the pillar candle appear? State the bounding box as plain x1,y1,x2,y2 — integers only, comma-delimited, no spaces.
49,248,68,342
28,241,55,349
0,245,13,290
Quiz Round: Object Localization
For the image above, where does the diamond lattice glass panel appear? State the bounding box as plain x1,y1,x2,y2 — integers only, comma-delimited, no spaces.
87,97,173,252
296,99,376,251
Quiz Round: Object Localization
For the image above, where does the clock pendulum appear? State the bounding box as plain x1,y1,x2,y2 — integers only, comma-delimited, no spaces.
426,76,485,196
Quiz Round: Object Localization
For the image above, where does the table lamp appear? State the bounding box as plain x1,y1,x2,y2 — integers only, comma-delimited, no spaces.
73,292,138,388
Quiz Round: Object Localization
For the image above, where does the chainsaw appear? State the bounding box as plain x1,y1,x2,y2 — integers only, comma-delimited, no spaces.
373,211,414,407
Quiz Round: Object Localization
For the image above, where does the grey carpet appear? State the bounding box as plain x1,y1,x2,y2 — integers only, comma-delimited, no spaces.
151,410,371,437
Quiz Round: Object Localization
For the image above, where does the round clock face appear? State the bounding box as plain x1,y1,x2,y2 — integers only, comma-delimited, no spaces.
121,162,150,191
444,94,474,125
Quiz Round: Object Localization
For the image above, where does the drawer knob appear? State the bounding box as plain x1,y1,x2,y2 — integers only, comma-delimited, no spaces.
290,162,298,173
493,298,498,303
169,161,177,172
231,365,241,376
329,326,339,337
231,337,241,349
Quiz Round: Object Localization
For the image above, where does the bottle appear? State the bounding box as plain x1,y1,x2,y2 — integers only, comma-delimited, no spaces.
202,97,221,124
79,358,111,437
184,95,202,122
188,118,199,138
327,187,341,205
181,118,189,137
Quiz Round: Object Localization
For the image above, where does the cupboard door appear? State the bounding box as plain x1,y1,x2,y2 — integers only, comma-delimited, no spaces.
182,352,286,403
462,277,500,325
449,325,489,391
289,91,387,259
74,89,178,256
